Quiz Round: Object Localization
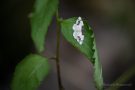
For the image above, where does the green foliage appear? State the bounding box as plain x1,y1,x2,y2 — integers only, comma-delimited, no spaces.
30,0,58,53
11,54,50,90
11,0,104,89
61,17,103,90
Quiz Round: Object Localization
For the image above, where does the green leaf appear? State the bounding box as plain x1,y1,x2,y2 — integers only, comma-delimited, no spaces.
61,17,103,90
30,0,58,53
11,54,50,90
93,40,104,90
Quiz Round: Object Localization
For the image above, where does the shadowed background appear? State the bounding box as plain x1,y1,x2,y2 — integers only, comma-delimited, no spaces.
0,0,135,90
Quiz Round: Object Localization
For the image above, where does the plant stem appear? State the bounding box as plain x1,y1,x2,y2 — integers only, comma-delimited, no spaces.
107,65,135,90
56,10,64,90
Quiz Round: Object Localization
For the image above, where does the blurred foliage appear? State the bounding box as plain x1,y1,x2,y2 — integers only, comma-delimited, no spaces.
0,0,135,90
11,54,50,90
30,0,58,53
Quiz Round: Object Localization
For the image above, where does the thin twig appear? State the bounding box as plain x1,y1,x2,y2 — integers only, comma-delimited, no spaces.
56,10,64,90
107,65,135,90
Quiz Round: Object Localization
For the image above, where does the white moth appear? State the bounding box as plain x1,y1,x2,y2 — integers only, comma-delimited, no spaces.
72,17,84,45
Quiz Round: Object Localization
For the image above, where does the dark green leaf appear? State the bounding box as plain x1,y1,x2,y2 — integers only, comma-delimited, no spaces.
61,17,103,90
30,0,58,53
11,54,50,90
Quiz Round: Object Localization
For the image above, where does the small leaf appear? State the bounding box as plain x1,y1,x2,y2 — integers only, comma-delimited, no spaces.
61,17,103,90
30,0,58,53
11,54,50,90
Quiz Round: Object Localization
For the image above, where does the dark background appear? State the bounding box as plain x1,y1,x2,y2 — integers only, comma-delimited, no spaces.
0,0,135,90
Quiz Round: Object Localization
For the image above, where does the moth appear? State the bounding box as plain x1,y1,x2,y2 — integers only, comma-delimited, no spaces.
72,17,84,45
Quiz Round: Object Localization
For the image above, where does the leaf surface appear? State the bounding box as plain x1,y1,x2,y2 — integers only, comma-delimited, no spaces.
30,0,58,52
61,17,103,90
11,54,50,90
